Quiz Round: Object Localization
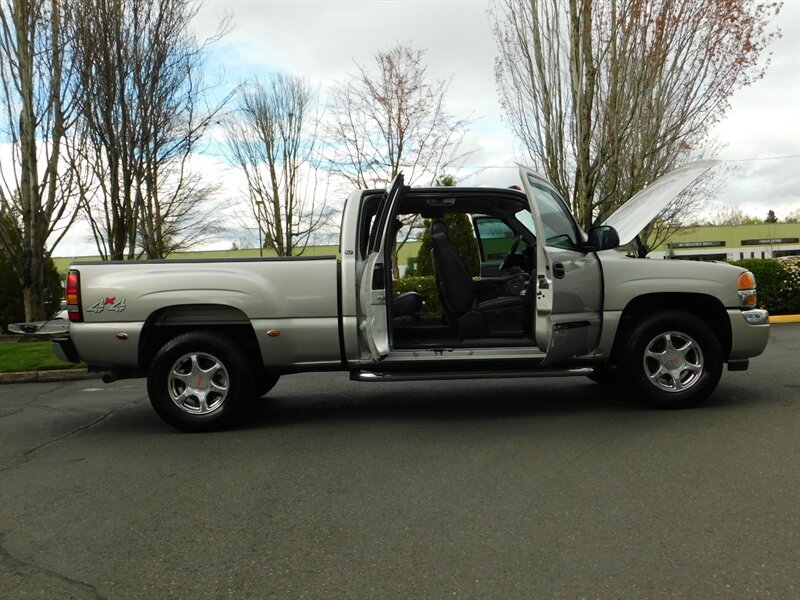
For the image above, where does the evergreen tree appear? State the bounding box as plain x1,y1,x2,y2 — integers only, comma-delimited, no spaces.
0,253,63,332
0,213,62,331
765,210,778,224
414,175,480,277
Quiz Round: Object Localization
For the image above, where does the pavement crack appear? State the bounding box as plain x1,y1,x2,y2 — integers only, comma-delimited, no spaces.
0,407,24,419
0,531,108,599
0,411,114,474
23,411,113,458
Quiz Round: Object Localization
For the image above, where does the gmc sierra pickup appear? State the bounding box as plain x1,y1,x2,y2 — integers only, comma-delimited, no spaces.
54,162,770,431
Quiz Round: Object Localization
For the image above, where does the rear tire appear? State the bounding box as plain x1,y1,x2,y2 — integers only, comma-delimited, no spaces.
147,331,253,432
619,310,722,409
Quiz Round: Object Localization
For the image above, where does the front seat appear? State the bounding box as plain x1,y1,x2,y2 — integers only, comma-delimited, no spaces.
430,220,527,338
392,291,422,318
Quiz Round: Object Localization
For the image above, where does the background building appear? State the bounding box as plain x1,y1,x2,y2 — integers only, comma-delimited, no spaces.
646,223,800,261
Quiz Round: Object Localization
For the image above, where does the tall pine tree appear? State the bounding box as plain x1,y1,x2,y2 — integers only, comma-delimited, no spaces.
415,175,479,277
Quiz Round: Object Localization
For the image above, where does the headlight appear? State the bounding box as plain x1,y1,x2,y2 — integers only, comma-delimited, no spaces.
737,271,757,307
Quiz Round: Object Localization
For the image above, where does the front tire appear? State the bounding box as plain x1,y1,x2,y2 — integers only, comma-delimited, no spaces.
148,331,253,432
619,310,722,409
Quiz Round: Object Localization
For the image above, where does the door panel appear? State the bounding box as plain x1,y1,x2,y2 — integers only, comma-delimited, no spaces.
357,174,405,361
545,247,603,360
358,255,389,360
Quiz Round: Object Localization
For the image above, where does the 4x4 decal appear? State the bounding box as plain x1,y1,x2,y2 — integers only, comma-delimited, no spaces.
87,296,127,314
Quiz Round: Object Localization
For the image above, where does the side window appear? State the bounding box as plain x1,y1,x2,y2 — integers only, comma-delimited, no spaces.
357,194,382,259
475,217,528,262
527,177,581,249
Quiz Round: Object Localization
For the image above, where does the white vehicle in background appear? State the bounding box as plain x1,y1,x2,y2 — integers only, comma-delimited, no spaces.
8,302,69,336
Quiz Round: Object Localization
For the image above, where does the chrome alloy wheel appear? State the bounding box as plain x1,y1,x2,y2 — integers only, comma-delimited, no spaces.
642,331,704,393
167,352,230,415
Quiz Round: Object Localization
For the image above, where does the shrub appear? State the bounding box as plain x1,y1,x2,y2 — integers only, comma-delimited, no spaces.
775,256,800,314
730,258,800,315
392,276,443,319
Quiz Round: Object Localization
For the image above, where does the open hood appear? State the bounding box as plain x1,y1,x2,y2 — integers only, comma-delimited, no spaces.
601,160,719,246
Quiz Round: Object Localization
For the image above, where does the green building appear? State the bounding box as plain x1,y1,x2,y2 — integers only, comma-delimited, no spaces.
646,222,800,261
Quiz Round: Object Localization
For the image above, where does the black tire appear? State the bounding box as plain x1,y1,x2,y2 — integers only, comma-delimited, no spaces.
619,310,722,409
147,331,253,432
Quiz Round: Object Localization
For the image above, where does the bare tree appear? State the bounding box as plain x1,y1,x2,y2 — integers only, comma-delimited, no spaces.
327,43,472,274
225,74,330,257
784,208,800,224
0,0,81,320
492,0,780,253
326,43,472,188
71,0,230,259
707,207,762,227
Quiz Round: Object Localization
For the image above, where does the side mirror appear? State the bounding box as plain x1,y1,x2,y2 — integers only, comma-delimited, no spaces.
587,225,620,251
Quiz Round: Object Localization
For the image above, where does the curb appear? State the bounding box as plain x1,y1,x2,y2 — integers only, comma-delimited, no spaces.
0,369,101,385
769,315,800,324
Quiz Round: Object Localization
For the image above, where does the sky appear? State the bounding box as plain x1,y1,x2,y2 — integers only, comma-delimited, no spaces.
53,0,800,256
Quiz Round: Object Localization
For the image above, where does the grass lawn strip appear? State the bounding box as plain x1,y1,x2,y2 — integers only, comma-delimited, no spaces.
0,341,85,373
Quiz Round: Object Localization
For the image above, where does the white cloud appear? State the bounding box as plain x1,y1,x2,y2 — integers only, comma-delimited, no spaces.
710,2,800,216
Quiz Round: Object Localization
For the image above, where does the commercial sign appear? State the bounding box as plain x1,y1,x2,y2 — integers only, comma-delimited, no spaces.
741,237,799,246
668,240,726,249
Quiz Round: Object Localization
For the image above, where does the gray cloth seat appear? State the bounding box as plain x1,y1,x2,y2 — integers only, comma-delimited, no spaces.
430,220,527,338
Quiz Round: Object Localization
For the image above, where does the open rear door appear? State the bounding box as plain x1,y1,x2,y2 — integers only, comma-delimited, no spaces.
358,174,405,361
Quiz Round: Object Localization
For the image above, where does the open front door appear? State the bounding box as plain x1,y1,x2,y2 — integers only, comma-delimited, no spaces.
519,167,603,365
358,174,405,361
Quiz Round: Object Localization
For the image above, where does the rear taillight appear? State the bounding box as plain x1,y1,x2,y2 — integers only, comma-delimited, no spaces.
66,269,83,322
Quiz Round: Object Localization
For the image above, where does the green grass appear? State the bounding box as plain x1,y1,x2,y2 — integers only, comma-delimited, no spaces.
0,341,85,373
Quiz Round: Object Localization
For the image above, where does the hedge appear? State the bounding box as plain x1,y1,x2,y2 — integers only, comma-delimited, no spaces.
730,257,800,315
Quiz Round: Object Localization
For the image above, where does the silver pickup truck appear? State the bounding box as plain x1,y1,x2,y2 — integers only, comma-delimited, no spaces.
54,163,770,431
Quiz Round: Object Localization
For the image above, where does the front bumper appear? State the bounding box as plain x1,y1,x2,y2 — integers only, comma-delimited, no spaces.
727,309,770,362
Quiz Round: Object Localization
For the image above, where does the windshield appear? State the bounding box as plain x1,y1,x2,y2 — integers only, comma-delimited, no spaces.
475,216,530,261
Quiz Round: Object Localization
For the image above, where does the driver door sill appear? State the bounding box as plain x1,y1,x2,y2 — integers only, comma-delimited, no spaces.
352,366,593,382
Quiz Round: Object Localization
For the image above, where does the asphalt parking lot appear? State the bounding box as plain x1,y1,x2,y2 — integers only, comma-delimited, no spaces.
1,325,798,599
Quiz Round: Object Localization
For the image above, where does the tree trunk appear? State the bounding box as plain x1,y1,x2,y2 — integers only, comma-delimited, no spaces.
18,263,46,321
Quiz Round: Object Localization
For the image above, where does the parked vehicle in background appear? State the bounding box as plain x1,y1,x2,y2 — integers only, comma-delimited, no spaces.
54,162,770,431
8,302,69,336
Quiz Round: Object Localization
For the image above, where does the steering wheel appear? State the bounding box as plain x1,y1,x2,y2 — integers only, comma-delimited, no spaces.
498,235,523,272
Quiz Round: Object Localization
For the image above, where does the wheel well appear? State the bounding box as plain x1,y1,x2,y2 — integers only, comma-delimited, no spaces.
138,304,263,372
610,293,731,364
